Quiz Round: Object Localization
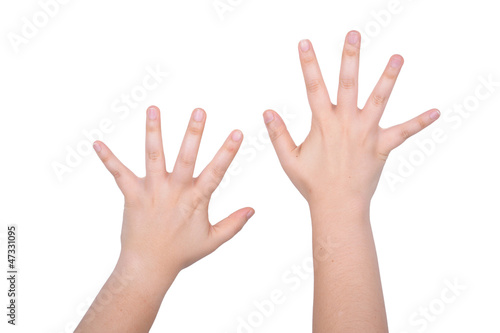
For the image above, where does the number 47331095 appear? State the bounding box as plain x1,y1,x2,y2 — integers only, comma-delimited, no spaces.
7,226,16,270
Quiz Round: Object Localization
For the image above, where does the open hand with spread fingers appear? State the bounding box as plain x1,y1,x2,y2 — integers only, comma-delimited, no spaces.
264,31,440,206
263,31,440,332
77,106,254,333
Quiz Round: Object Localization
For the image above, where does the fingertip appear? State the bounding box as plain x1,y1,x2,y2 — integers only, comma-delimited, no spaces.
393,54,404,62
429,109,441,120
246,208,255,220
193,108,206,122
93,141,102,153
263,109,275,124
389,54,404,68
299,39,311,52
147,106,158,120
346,30,360,45
231,129,243,142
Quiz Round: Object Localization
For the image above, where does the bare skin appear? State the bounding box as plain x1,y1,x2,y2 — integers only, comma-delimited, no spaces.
263,31,440,332
76,106,254,333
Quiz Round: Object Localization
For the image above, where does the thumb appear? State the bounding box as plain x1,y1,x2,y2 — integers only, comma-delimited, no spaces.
263,110,297,166
209,208,255,249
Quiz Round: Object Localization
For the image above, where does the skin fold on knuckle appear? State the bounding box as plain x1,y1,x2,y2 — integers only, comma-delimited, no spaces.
339,78,356,90
371,94,386,107
343,46,359,58
198,179,217,197
147,151,161,161
269,123,287,143
100,152,112,164
306,78,323,94
224,141,238,154
383,70,397,80
301,54,317,65
111,169,121,179
400,128,411,141
209,165,226,182
146,123,160,133
417,116,428,130
177,155,194,169
187,124,203,136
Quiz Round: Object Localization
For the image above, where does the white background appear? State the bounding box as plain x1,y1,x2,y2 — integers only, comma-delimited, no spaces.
1,0,499,332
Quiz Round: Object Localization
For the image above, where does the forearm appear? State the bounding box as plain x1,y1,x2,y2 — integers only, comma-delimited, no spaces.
76,254,178,333
310,197,388,333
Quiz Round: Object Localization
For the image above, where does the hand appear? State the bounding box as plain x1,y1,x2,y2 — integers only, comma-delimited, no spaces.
263,31,440,206
93,106,254,283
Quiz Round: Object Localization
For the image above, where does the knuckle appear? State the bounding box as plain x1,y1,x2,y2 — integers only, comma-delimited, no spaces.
197,179,216,198
371,94,386,107
306,78,323,94
302,54,317,65
188,187,206,207
343,46,359,57
146,123,159,133
177,155,193,168
111,170,121,179
269,124,286,143
339,78,356,90
100,154,111,164
417,117,427,129
377,151,389,162
209,165,225,181
400,129,411,140
187,124,203,136
383,70,397,80
204,181,218,196
148,151,161,161
224,141,238,154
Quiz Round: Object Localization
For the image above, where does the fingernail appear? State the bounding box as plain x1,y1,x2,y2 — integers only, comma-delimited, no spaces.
429,109,441,120
299,39,310,52
263,110,274,124
390,56,402,68
193,108,204,122
93,142,102,153
347,31,359,45
147,107,157,120
232,130,242,142
246,209,255,220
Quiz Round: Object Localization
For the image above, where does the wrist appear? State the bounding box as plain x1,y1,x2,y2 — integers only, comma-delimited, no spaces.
116,250,180,296
308,191,370,215
308,193,371,234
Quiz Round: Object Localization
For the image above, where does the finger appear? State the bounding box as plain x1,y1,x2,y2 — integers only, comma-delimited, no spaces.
93,141,137,196
145,106,167,180
263,110,297,167
298,39,333,119
172,108,206,182
382,109,441,153
196,130,243,197
337,31,361,110
209,208,254,250
363,55,404,123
